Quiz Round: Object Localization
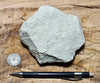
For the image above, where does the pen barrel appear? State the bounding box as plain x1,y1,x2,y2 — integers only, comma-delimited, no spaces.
23,72,88,78
23,72,75,78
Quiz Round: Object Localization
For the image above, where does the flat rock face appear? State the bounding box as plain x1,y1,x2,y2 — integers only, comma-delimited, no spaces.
19,5,85,64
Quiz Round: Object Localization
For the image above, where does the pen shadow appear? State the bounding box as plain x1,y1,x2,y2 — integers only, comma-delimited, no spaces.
21,41,84,67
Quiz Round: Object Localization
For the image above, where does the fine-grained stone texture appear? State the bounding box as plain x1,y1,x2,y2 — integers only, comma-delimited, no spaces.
19,6,85,64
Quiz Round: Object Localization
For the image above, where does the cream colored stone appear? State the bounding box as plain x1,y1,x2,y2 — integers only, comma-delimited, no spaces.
19,5,85,64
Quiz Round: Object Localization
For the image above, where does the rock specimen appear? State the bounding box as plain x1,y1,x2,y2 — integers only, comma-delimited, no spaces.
19,5,85,64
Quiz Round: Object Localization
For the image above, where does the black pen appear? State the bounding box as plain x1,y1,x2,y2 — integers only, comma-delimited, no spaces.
10,72,93,80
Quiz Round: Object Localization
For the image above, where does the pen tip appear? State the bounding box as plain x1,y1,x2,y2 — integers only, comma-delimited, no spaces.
10,72,20,76
10,73,15,76
10,73,17,76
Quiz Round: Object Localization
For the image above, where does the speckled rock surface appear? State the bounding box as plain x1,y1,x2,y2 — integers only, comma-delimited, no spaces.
19,5,85,64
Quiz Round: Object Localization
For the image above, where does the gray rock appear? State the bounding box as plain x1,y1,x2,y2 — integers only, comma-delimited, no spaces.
19,5,85,64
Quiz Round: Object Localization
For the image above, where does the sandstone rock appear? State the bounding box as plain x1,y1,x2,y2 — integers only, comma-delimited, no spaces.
19,5,85,64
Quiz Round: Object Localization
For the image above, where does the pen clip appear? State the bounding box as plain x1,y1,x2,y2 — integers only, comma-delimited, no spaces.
61,76,82,81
